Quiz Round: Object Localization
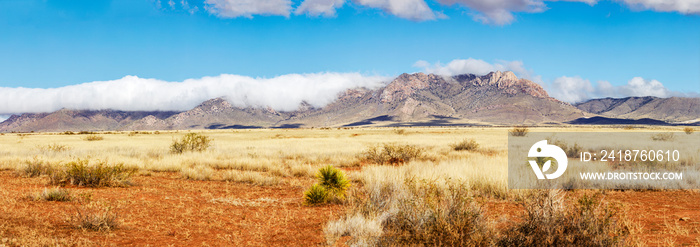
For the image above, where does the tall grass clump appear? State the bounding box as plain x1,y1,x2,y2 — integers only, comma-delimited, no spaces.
651,132,675,141
498,190,630,246
304,165,350,205
451,139,479,151
49,160,136,187
71,202,120,231
180,165,214,181
361,143,423,165
325,179,494,246
33,187,73,202
222,170,281,186
17,158,52,177
510,126,529,137
37,143,70,152
83,134,104,141
170,133,212,154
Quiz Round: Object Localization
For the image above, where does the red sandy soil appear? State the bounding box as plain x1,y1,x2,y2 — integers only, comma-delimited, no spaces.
1,170,698,246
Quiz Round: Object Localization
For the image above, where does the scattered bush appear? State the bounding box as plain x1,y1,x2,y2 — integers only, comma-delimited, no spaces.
304,184,329,205
37,143,70,152
684,127,694,135
325,180,494,246
361,143,423,165
317,165,350,200
451,139,479,151
510,126,529,137
498,190,629,246
17,158,52,177
83,134,104,141
170,133,212,154
551,139,583,158
393,129,406,135
49,160,136,187
651,132,675,141
71,202,120,231
180,165,214,181
33,187,72,202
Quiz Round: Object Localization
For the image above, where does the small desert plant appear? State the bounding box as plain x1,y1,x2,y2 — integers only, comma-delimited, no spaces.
304,184,329,205
49,160,136,187
498,190,629,246
170,133,212,154
684,127,694,135
651,132,675,141
71,202,120,231
510,126,529,137
451,139,479,151
325,180,495,246
551,139,583,158
38,143,70,152
17,158,52,177
33,187,73,201
181,165,214,181
393,129,406,135
361,143,423,165
317,165,350,200
83,134,104,141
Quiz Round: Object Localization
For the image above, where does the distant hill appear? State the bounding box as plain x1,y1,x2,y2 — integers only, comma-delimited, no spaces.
1,71,696,132
574,96,700,124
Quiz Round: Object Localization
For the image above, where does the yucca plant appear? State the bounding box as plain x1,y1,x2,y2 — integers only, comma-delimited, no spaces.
304,183,329,205
317,165,350,199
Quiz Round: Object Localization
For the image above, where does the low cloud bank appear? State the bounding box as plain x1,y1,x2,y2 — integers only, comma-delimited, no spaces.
548,76,698,103
0,73,388,114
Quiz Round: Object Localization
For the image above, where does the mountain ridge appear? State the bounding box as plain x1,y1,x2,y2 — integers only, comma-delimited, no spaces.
1,71,696,132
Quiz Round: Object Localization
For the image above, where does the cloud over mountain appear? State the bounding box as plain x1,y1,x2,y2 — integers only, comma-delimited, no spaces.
0,73,388,114
413,58,540,82
548,76,697,103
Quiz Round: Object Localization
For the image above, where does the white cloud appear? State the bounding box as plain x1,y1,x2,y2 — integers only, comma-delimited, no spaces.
0,73,388,114
354,0,439,21
435,0,596,25
413,58,541,82
547,76,694,103
620,0,700,14
295,0,346,17
204,0,292,18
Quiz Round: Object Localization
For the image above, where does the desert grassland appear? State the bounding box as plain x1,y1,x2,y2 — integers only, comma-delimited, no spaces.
0,126,697,246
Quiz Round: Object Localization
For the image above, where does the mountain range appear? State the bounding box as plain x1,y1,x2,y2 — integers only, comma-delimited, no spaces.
1,71,697,132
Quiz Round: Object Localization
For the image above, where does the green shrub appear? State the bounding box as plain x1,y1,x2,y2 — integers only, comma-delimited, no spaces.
380,181,494,246
317,165,350,200
17,158,52,177
84,134,104,141
361,143,423,165
510,126,529,137
498,190,629,246
170,133,212,154
49,160,136,187
451,139,479,151
304,184,329,205
34,187,72,202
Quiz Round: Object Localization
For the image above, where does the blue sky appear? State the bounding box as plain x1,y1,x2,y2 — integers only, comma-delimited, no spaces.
0,0,698,114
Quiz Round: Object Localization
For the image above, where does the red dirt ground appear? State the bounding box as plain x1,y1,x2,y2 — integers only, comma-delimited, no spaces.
1,170,698,246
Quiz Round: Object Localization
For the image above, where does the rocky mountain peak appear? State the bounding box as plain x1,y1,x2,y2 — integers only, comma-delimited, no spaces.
380,73,444,103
